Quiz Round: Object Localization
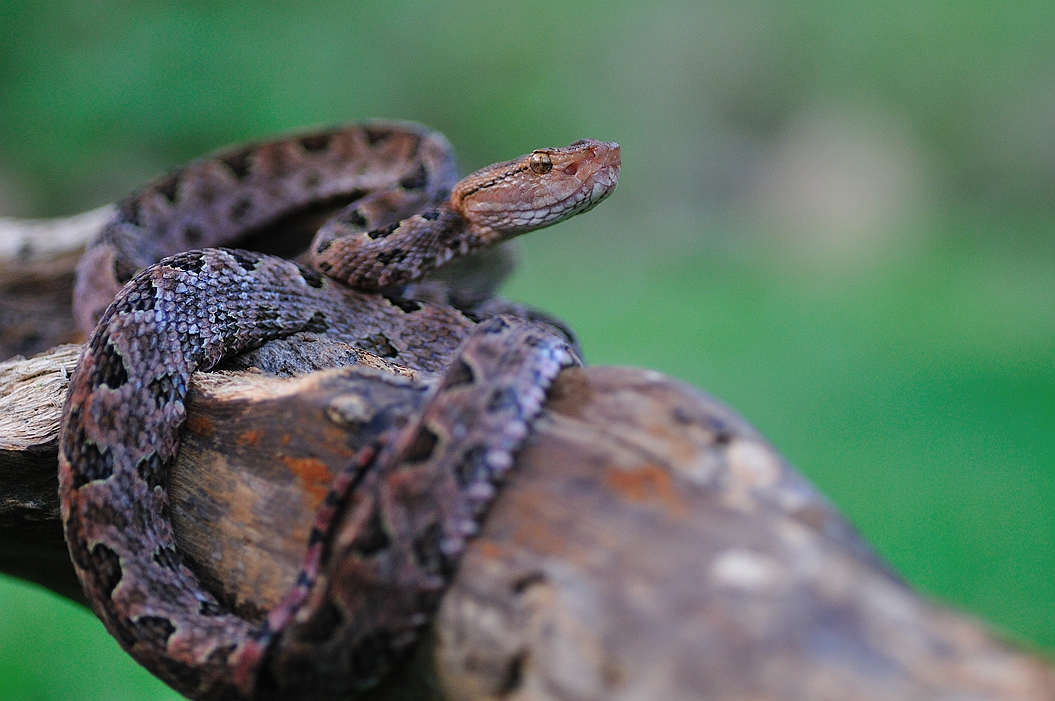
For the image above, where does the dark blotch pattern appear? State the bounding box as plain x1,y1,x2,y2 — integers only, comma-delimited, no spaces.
375,249,405,266
399,164,428,191
351,509,391,558
360,333,398,358
112,617,139,653
297,266,326,289
299,133,334,152
453,444,488,488
511,571,548,595
71,441,116,488
221,150,253,180
90,542,123,597
153,545,183,571
117,199,141,227
230,250,261,272
298,600,345,644
184,225,204,245
420,209,441,221
481,316,510,334
345,208,368,229
487,386,519,413
255,305,282,332
440,358,475,390
412,521,449,576
125,290,156,314
93,340,129,390
307,527,327,547
155,174,181,204
669,407,693,425
167,251,208,273
147,375,183,409
113,255,140,285
364,128,390,145
67,533,92,572
199,600,226,617
136,452,168,492
498,652,527,696
302,310,330,334
229,197,253,222
138,616,177,648
403,427,439,464
671,407,733,445
367,223,400,241
380,293,422,314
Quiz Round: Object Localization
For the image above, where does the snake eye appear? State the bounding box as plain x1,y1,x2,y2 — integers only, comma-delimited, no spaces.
528,151,553,175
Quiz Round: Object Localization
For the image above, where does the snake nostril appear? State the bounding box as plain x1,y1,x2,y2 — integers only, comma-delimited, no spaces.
562,163,578,176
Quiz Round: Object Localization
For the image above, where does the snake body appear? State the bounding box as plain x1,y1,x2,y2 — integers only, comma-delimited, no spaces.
59,123,619,699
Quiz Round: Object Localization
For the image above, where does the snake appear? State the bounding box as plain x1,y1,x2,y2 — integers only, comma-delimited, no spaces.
58,122,620,700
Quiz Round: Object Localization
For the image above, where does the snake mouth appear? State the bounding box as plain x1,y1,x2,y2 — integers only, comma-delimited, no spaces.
569,161,619,218
590,168,618,200
594,162,620,187
584,142,620,195
583,149,620,207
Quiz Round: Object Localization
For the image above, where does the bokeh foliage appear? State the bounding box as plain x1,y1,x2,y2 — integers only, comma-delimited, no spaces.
1,1,1053,699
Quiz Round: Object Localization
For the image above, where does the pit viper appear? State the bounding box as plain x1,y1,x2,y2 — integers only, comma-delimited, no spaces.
59,122,620,699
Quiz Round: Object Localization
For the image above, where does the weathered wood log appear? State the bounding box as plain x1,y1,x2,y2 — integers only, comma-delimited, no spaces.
2,346,1054,701
0,206,113,359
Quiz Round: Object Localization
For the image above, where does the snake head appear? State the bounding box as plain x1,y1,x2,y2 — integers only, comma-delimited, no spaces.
451,139,620,235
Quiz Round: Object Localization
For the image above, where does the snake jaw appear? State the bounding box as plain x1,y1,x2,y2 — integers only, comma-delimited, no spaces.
452,139,620,234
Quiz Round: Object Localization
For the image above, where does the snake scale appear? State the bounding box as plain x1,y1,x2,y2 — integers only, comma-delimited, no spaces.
58,122,620,700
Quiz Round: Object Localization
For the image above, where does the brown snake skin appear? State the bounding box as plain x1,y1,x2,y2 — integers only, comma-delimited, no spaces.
59,123,619,700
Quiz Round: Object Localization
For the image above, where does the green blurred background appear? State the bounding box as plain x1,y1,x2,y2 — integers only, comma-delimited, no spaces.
1,0,1054,698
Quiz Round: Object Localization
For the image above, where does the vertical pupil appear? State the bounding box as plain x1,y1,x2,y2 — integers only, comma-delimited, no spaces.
531,155,552,174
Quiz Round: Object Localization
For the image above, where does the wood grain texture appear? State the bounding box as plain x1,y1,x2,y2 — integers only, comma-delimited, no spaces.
0,205,113,359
